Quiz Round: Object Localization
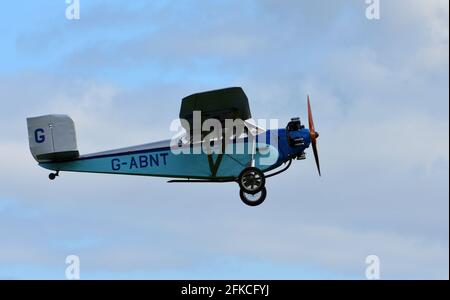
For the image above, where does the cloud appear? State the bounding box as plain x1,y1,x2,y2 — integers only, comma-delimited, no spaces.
0,0,448,279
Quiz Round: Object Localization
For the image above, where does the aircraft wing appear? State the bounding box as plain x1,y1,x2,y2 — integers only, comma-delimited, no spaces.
179,87,252,132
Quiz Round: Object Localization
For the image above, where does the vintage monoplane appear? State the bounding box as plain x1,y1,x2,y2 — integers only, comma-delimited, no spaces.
27,87,320,206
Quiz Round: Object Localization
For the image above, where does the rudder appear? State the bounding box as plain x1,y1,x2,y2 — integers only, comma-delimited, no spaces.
27,114,79,162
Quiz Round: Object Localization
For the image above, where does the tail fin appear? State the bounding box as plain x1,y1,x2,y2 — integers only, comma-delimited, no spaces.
27,114,79,162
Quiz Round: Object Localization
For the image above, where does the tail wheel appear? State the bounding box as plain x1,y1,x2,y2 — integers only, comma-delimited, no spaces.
238,167,265,194
240,187,267,206
48,171,59,180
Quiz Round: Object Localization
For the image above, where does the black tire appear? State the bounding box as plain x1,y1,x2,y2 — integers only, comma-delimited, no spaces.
238,167,265,194
49,173,56,180
240,187,267,206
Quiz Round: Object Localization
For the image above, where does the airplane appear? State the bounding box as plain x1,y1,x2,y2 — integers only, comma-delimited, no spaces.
26,87,320,206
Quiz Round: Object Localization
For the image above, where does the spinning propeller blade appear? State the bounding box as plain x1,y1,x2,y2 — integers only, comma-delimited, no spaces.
307,95,321,176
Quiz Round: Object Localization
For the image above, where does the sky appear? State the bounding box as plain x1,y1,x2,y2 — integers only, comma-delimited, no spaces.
0,0,448,279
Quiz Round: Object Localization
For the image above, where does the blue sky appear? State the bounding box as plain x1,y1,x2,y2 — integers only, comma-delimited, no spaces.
0,0,448,279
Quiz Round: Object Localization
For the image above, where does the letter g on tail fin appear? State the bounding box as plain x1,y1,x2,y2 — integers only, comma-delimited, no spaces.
27,114,80,162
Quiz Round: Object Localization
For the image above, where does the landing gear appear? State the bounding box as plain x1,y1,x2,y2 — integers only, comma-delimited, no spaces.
49,170,59,180
237,167,267,206
238,167,265,194
240,187,267,206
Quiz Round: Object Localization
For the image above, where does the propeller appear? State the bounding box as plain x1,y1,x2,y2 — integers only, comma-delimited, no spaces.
307,95,321,176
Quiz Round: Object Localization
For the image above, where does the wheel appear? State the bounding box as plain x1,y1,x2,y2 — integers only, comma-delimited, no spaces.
238,167,265,194
240,187,267,206
49,173,56,180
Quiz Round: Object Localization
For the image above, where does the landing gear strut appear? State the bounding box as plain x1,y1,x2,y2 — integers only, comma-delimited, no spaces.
49,170,59,180
237,167,266,206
